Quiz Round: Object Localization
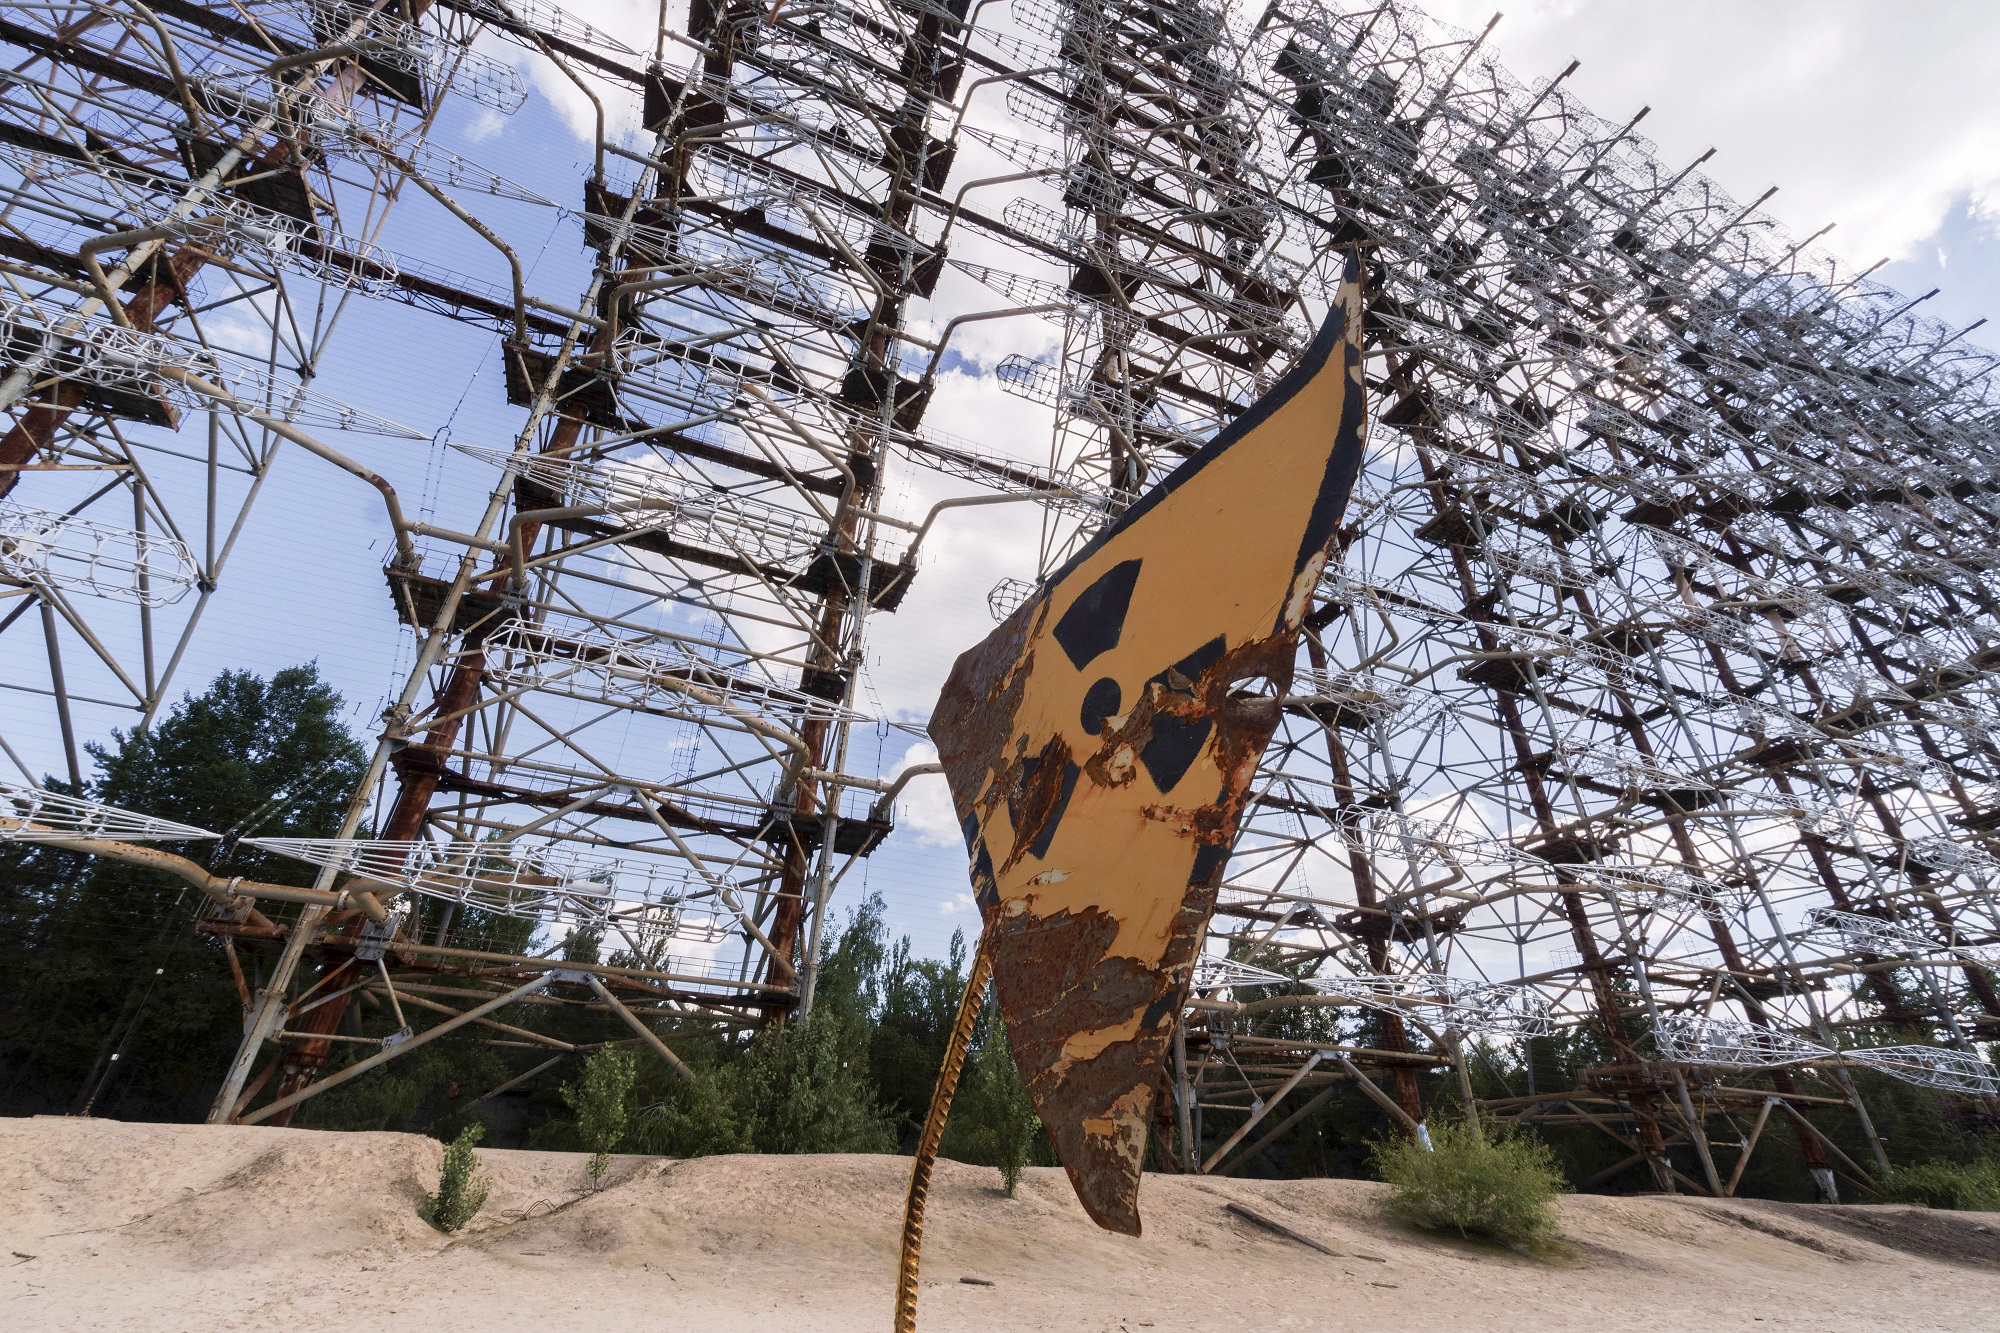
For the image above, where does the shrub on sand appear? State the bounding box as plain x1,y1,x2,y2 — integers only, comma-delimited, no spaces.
1372,1120,1565,1246
1876,1158,2000,1211
426,1123,491,1233
942,1017,1045,1197
565,1046,639,1183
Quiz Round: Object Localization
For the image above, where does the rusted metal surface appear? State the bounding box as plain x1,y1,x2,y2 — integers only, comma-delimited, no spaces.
930,252,1367,1235
895,940,993,1333
0,246,205,500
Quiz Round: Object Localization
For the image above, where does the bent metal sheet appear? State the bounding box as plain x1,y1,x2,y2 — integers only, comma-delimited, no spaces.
929,251,1370,1235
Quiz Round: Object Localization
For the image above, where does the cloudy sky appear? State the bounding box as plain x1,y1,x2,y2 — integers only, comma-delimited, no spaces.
1417,0,2000,344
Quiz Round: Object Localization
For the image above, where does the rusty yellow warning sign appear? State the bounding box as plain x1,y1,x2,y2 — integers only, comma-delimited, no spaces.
929,252,1368,1234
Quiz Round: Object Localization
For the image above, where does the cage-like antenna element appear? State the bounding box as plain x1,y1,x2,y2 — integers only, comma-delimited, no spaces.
0,782,218,842
1,503,200,606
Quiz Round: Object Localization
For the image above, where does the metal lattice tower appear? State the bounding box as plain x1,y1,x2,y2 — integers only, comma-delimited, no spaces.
1198,3,1999,1192
192,0,1013,1120
957,0,2000,1193
7,0,1999,1188
0,0,454,782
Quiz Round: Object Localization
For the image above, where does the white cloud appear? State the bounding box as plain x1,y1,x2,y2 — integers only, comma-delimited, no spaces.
858,368,1057,730
888,738,963,848
1973,186,2000,235
461,107,507,143
1416,0,2000,264
482,0,653,147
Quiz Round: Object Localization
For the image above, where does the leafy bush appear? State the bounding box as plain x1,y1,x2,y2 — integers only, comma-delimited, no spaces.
1372,1120,1566,1246
734,1009,897,1155
629,1067,752,1158
565,1047,639,1182
426,1123,491,1232
1876,1158,2000,1211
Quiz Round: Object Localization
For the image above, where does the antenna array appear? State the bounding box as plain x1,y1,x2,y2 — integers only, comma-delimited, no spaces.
5,0,1997,1191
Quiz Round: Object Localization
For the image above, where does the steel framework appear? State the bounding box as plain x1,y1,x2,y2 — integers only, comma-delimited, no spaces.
0,0,457,791
1150,2,2000,1196
5,0,1998,1193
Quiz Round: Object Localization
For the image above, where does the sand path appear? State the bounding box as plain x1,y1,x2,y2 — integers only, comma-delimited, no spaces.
4,1117,1997,1330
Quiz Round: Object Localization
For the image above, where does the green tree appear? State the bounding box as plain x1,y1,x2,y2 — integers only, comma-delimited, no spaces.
734,1007,897,1154
561,925,604,965
941,1007,1052,1194
299,1027,509,1135
628,1060,752,1158
565,1046,640,1181
867,924,976,1143
426,1122,492,1231
0,665,366,1120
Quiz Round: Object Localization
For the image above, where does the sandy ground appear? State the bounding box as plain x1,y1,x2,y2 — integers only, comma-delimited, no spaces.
4,1118,1999,1331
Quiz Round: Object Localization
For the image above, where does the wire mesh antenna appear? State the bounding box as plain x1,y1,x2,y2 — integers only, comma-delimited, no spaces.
1194,956,1555,1039
0,294,429,437
0,503,201,607
479,619,871,726
244,835,738,923
1656,1016,2000,1097
8,0,1999,1194
1171,1,2000,1192
0,782,218,842
0,0,515,785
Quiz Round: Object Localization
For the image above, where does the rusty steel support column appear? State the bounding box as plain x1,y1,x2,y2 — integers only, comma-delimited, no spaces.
0,247,206,499
1307,627,1427,1130
761,594,847,1016
260,410,582,1120
760,0,963,1020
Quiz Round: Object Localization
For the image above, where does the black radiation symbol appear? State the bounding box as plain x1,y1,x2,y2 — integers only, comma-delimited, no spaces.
1050,559,1225,798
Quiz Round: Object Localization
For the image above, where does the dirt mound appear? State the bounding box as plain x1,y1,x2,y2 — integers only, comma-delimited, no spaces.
4,1117,1995,1331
